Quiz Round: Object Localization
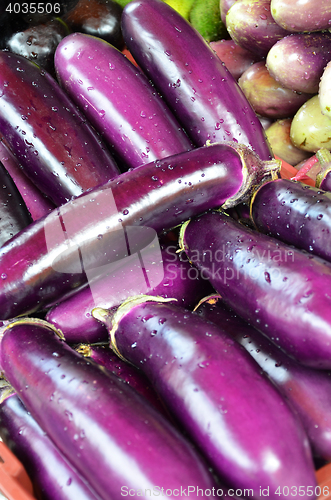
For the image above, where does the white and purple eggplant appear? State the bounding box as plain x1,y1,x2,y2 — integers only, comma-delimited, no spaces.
92,296,316,498
180,210,331,369
0,380,102,500
0,318,216,500
270,0,331,32
121,0,273,162
0,142,279,320
54,32,193,171
0,51,120,206
195,295,331,460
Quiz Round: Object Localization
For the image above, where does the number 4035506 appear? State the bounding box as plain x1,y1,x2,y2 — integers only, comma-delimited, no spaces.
5,3,61,14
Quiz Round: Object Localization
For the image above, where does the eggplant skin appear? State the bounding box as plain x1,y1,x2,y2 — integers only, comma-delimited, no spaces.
0,51,119,206
181,211,331,369
122,0,273,162
0,320,216,500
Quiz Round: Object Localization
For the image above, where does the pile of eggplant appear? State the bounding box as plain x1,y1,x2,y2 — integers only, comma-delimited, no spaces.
1,0,331,499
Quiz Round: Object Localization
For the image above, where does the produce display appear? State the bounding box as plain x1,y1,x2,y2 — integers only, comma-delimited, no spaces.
0,0,331,499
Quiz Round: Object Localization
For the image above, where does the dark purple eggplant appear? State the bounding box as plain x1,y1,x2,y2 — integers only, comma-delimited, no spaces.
266,33,331,95
5,17,70,77
250,178,331,263
0,50,120,206
270,0,331,32
46,241,213,343
62,0,124,49
179,210,331,369
0,318,216,500
55,32,193,171
92,296,316,497
121,0,273,162
0,380,102,500
226,0,290,59
0,160,32,246
194,295,331,461
0,141,279,320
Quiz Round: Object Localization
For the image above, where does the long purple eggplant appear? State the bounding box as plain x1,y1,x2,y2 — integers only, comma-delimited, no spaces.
92,296,316,498
0,142,279,320
46,241,213,343
180,210,331,369
0,318,216,500
250,178,331,263
0,51,119,206
121,0,273,162
0,160,32,246
54,32,193,171
0,381,102,500
194,295,331,461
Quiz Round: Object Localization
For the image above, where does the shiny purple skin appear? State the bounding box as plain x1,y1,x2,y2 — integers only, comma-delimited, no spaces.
0,320,216,500
270,0,331,32
0,389,101,500
122,0,273,162
195,297,331,460
0,51,120,206
226,0,290,59
0,160,32,246
266,33,331,94
55,33,193,171
46,242,212,344
99,299,316,497
251,178,331,263
0,142,275,320
181,211,331,369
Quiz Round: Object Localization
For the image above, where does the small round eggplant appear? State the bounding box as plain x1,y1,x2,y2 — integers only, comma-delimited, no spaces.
265,118,311,166
209,39,261,80
238,62,310,119
266,33,331,95
270,0,331,32
319,60,331,119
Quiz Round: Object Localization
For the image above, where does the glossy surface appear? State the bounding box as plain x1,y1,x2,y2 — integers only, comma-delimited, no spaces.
266,33,331,95
122,0,273,161
0,51,119,205
270,0,331,32
182,211,331,369
100,299,316,497
46,242,213,343
195,297,331,460
251,179,331,262
0,321,216,500
265,119,310,166
0,390,101,500
0,142,273,319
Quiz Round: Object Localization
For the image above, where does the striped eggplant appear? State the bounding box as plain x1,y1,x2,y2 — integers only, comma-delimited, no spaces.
194,295,331,460
0,51,120,206
92,296,316,498
0,142,279,320
0,318,216,500
46,241,213,344
179,210,331,369
121,0,273,162
250,178,331,263
54,32,193,171
0,380,102,500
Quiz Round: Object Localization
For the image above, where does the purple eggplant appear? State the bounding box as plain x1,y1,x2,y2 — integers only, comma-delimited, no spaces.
250,178,331,263
0,138,55,220
180,210,331,369
0,141,279,320
0,160,32,246
226,0,290,59
0,51,120,206
0,381,102,500
0,318,216,500
121,0,273,162
194,295,331,460
92,296,316,497
266,33,331,95
54,32,193,171
270,0,331,32
46,241,213,344
209,39,261,81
